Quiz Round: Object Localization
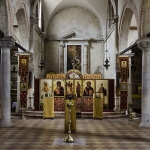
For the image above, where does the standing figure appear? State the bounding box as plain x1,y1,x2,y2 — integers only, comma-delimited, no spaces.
99,83,106,98
42,81,50,97
76,82,81,97
66,81,73,94
83,81,94,96
54,81,64,96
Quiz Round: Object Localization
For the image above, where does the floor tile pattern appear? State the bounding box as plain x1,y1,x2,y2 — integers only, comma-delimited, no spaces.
0,117,150,150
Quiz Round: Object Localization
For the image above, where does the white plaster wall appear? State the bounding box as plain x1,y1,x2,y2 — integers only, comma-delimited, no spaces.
43,0,106,34
9,0,30,25
47,7,101,39
118,0,141,32
133,0,142,15
89,42,104,74
45,41,59,73
0,1,8,35
43,0,62,32
8,0,30,36
104,29,116,81
33,29,44,78
46,6,102,74
128,30,138,46
143,0,150,35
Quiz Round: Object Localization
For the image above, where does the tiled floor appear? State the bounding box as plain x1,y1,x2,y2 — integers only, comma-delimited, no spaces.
0,116,150,150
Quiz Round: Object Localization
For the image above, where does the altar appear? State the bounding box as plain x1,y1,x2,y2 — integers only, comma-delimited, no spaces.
36,69,114,112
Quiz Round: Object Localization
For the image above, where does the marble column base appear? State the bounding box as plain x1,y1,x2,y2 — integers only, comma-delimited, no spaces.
0,119,13,128
140,114,150,128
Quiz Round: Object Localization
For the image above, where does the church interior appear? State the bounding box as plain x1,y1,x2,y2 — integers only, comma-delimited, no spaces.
0,0,150,149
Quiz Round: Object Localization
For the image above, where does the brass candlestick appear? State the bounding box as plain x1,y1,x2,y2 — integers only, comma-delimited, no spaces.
64,101,75,143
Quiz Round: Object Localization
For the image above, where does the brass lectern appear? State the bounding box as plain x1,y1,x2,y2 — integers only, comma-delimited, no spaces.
64,95,76,133
43,97,54,119
93,96,103,119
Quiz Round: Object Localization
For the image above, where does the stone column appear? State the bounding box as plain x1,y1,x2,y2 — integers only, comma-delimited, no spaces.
128,54,134,109
137,37,150,128
0,36,15,127
59,42,64,73
84,43,89,74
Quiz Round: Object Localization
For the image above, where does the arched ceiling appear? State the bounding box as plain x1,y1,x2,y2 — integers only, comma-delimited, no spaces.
43,0,108,35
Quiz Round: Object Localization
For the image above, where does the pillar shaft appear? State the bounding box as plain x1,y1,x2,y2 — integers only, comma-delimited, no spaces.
0,36,15,127
137,37,150,127
59,44,64,73
128,54,134,107
84,44,88,74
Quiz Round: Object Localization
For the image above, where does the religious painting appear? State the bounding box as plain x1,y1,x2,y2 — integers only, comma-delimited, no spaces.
138,86,142,93
83,80,95,97
39,79,53,104
119,57,129,70
74,80,82,97
20,82,28,91
66,69,82,79
11,65,18,72
53,79,65,97
121,60,127,68
67,45,81,71
11,81,17,90
96,80,109,108
120,82,128,91
18,55,29,76
66,80,74,95
21,59,27,66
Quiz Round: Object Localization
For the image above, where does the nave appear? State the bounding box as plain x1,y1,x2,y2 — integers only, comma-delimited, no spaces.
0,116,150,150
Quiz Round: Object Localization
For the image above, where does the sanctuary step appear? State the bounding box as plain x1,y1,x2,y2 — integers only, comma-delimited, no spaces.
11,110,135,119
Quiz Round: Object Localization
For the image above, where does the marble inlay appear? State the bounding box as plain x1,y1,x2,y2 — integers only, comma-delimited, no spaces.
52,138,86,146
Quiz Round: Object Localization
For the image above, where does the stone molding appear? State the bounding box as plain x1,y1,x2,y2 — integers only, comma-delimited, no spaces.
34,25,46,40
46,27,102,41
59,41,65,47
0,36,15,48
136,37,150,50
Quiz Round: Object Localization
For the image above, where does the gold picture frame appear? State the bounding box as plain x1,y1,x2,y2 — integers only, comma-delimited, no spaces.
120,82,128,91
53,79,65,97
83,80,95,97
20,82,28,91
121,60,127,68
66,80,74,95
39,79,53,104
74,80,82,97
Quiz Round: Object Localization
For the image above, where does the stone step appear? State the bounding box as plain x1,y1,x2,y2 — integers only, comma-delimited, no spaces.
11,110,135,119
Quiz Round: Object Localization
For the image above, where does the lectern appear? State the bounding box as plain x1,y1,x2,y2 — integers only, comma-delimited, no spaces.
64,95,76,133
93,96,103,119
43,97,54,119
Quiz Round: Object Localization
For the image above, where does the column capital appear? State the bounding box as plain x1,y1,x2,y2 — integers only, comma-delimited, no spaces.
84,43,89,47
136,37,150,51
59,41,65,47
0,36,16,48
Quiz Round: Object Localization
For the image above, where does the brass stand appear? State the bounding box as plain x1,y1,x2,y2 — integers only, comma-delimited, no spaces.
129,112,136,121
64,101,75,143
19,107,26,120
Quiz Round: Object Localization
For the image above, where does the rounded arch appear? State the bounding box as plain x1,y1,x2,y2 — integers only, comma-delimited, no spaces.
119,2,139,51
110,0,117,15
15,8,29,50
0,1,9,35
47,6,101,39
46,0,103,35
139,0,150,37
32,0,39,14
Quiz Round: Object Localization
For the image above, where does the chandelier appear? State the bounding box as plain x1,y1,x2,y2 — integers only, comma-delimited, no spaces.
103,20,111,70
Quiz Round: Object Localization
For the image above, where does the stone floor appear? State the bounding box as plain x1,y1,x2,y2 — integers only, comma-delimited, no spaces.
0,116,150,150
